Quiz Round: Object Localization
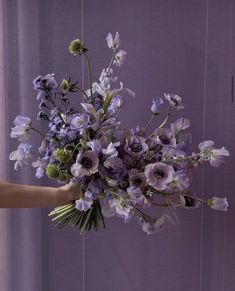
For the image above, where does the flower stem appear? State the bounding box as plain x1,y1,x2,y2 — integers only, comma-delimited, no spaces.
83,53,93,98
106,50,117,75
144,114,155,131
31,127,45,138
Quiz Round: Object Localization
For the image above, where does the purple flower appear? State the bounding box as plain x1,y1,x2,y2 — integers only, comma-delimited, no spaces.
9,143,33,170
75,191,94,211
171,118,190,134
127,186,145,205
33,74,57,91
151,98,164,114
128,169,147,188
70,114,88,132
108,95,124,113
102,142,120,157
208,197,228,212
140,216,165,235
199,140,229,167
71,150,99,178
180,194,201,209
125,135,148,156
10,115,32,141
32,157,49,178
153,128,176,147
164,93,184,110
144,162,174,191
113,50,127,67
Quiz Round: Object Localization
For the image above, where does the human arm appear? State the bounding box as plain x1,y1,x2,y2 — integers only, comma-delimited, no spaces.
0,181,80,208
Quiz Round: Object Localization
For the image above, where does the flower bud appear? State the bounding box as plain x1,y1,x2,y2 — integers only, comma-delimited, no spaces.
46,164,60,179
54,148,73,163
69,39,88,56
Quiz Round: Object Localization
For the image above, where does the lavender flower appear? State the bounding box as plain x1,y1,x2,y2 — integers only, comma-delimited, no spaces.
153,128,176,147
151,98,164,114
125,135,148,156
71,150,99,178
75,191,94,211
164,93,184,110
106,32,121,49
9,143,33,170
199,140,229,167
10,115,32,141
208,197,228,212
113,50,127,67
144,162,174,191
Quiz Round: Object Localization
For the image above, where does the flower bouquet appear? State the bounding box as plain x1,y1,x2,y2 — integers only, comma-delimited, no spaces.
9,32,229,234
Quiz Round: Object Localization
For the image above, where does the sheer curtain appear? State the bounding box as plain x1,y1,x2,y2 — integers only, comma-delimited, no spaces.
0,0,234,291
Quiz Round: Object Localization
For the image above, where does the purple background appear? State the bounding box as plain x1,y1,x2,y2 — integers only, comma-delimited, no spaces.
3,0,235,290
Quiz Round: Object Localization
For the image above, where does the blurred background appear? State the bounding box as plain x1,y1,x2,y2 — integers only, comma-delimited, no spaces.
0,0,234,290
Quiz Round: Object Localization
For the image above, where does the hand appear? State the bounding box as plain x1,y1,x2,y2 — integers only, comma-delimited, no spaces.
56,182,81,206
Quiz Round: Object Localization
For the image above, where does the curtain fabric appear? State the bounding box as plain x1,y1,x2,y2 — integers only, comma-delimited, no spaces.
0,0,234,291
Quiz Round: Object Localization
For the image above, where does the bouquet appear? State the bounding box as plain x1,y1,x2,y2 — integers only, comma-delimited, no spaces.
9,32,229,234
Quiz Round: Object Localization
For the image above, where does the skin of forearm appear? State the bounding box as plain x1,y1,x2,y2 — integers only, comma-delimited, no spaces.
0,181,61,208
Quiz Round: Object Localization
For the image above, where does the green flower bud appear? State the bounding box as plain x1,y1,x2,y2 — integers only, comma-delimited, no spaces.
59,171,69,181
69,39,88,56
46,164,60,179
60,79,70,93
54,148,73,163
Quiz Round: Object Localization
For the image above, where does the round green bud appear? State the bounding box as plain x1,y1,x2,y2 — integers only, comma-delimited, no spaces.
60,79,70,92
54,148,73,163
46,164,60,179
69,39,88,56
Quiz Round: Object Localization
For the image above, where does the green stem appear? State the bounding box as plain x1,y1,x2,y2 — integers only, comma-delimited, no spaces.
31,127,45,138
106,49,117,75
144,114,155,131
83,53,93,98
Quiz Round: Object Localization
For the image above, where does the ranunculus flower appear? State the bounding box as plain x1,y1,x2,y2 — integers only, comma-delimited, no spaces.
71,150,99,178
208,197,228,212
125,135,148,156
144,162,174,191
153,128,176,147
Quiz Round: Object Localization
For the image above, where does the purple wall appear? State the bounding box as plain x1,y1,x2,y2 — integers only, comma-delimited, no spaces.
5,0,235,291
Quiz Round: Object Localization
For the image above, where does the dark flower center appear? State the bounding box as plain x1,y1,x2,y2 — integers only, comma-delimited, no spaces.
81,157,93,169
184,196,195,207
131,142,142,153
133,177,143,186
170,97,179,106
159,135,170,145
154,168,165,178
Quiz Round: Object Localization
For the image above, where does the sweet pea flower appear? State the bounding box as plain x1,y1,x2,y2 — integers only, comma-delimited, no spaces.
106,32,121,49
69,113,88,133
9,143,33,170
10,115,32,141
113,50,127,67
208,197,228,212
164,93,184,110
151,98,164,114
75,191,94,211
71,150,99,178
171,118,190,134
144,162,174,191
102,142,120,157
199,140,229,167
140,216,165,235
32,157,49,178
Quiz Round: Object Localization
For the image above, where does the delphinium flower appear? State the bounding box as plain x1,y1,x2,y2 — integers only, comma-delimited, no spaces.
9,143,33,170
